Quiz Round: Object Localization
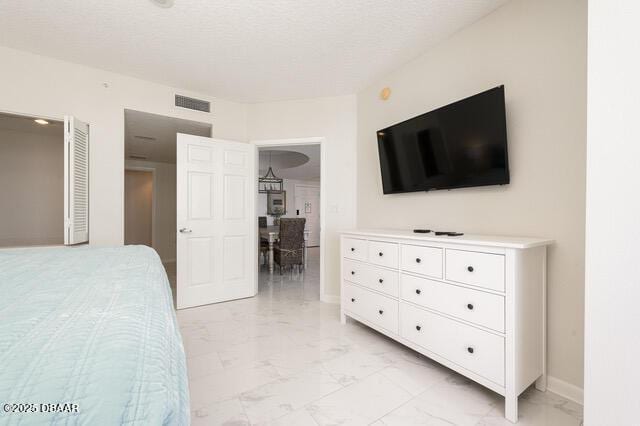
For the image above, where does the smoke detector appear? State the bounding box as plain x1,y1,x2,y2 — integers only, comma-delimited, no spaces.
149,0,174,8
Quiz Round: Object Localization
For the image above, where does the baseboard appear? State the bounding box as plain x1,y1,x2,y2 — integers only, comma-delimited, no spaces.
547,376,584,405
321,294,340,304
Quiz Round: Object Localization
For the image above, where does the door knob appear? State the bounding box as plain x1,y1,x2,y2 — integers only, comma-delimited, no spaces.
179,228,192,233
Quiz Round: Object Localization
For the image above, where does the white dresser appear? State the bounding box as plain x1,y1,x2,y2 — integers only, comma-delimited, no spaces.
340,229,553,423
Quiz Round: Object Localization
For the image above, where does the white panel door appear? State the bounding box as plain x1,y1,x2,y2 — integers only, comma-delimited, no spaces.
176,134,256,309
294,185,320,247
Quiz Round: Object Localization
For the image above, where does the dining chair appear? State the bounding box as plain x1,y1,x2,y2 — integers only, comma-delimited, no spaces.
274,218,306,274
258,216,269,266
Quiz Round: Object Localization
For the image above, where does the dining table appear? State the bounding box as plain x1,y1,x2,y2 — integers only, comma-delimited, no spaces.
259,225,310,274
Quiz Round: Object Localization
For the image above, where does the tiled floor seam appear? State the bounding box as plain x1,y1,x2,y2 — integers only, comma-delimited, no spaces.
297,365,409,424
239,367,347,424
363,386,417,426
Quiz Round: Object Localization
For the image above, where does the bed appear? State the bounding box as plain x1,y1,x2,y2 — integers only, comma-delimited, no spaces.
0,245,189,425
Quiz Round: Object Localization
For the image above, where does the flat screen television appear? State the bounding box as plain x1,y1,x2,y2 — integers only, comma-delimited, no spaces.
377,86,509,194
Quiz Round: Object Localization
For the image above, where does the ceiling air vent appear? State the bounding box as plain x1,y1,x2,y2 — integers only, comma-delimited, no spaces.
175,94,211,113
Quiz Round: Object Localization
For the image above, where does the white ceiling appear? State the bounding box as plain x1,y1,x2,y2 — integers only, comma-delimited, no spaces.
0,0,508,103
259,145,320,181
124,109,211,163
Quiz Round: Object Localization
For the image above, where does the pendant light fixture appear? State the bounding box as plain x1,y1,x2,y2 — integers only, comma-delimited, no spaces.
258,151,283,194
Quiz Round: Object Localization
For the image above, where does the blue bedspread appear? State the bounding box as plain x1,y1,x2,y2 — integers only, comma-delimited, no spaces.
0,246,189,425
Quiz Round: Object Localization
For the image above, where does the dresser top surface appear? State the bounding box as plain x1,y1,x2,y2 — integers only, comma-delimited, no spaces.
341,229,553,249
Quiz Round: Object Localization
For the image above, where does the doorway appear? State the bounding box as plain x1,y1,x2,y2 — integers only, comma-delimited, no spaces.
0,112,64,247
124,169,154,247
255,138,324,301
123,109,212,302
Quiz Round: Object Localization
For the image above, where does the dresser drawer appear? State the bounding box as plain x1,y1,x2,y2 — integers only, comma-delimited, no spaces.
342,237,368,261
364,264,399,297
445,249,505,292
400,244,443,278
400,303,504,385
368,240,398,268
343,260,399,297
342,259,368,285
400,274,505,332
343,282,398,334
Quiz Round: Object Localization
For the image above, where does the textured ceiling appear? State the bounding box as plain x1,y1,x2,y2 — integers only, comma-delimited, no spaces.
0,0,508,102
124,109,211,163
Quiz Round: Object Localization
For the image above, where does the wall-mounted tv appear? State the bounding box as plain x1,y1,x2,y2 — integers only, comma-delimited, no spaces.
377,86,509,194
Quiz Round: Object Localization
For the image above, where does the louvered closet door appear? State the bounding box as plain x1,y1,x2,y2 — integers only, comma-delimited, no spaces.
64,116,89,245
176,134,257,309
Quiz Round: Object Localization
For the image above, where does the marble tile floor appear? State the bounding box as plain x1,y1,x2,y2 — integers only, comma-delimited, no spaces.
175,248,582,425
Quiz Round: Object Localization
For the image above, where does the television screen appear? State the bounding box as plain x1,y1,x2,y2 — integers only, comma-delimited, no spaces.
377,86,509,194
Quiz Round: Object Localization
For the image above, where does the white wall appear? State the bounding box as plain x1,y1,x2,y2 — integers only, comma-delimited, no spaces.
248,96,358,300
257,178,320,225
0,127,64,247
0,46,247,248
356,0,586,391
584,1,640,424
125,159,176,263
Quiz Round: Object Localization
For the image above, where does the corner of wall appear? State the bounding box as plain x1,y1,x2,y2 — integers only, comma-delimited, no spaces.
547,376,584,406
